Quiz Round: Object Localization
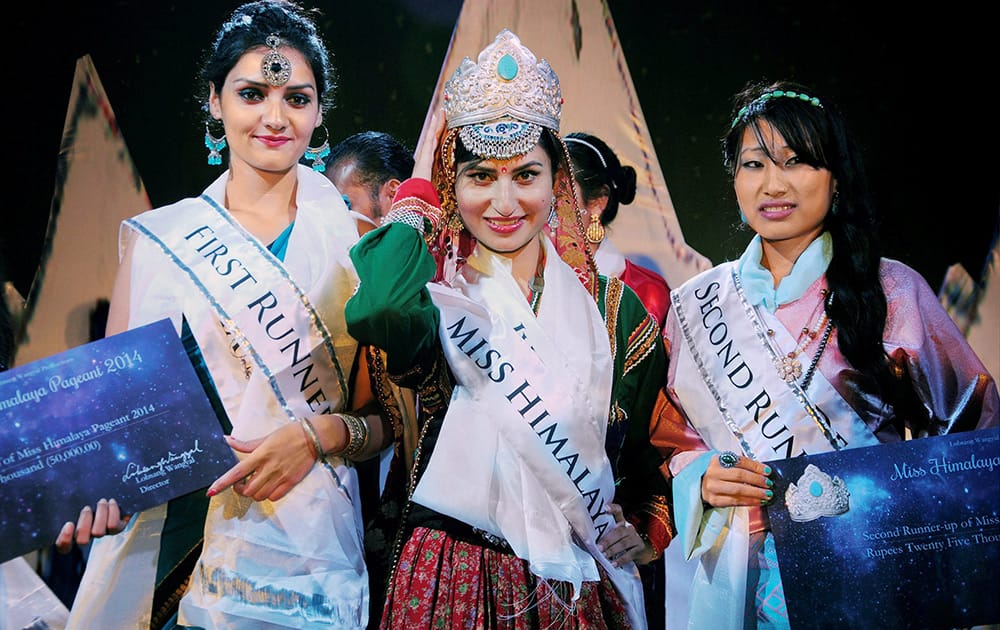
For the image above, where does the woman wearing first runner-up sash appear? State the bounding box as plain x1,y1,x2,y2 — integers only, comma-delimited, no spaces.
55,2,398,627
651,79,1000,629
344,30,673,629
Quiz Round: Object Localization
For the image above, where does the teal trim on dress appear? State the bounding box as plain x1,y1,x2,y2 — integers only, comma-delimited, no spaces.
268,222,295,261
737,232,832,312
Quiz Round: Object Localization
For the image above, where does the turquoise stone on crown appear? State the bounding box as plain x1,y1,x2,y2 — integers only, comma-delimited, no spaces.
810,480,823,497
497,54,518,81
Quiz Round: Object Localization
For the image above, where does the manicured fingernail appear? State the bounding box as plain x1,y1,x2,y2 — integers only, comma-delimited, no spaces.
766,479,774,488
109,498,117,505
206,488,218,497
763,465,772,476
764,490,774,499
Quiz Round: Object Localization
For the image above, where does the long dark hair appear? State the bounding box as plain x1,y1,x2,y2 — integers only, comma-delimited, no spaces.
723,79,917,427
565,132,637,226
199,0,336,117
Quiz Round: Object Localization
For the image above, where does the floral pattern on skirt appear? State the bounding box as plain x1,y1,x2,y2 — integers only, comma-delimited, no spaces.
380,527,631,629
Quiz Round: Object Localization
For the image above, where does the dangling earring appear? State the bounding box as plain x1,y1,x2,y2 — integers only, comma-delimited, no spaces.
739,209,748,224
446,209,465,233
304,125,331,173
547,197,558,230
586,212,605,244
205,122,227,166
831,191,840,215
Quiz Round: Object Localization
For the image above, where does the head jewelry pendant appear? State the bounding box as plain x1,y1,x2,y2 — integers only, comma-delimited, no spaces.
261,34,291,87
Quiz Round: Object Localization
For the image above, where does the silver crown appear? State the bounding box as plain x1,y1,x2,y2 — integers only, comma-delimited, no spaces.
784,464,850,523
443,29,562,132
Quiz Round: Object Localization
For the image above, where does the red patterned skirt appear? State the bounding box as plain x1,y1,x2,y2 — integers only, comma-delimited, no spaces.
379,527,632,629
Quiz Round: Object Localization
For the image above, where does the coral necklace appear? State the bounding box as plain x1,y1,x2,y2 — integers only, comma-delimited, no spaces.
770,289,835,387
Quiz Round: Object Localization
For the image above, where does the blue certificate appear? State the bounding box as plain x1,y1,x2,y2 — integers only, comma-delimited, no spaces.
0,318,237,563
768,427,1000,629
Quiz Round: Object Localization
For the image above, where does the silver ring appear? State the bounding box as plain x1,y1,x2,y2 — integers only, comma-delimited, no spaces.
718,451,740,469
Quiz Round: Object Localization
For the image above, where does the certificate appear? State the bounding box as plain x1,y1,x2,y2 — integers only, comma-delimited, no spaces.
0,318,236,564
768,427,1000,629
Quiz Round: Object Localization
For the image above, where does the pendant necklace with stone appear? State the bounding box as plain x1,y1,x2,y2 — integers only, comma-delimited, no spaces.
770,289,834,385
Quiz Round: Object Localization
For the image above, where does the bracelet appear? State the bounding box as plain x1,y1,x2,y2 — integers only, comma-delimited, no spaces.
382,207,426,235
338,413,370,460
300,418,325,463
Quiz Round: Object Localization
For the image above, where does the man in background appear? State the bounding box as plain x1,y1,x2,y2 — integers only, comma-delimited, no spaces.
325,131,414,234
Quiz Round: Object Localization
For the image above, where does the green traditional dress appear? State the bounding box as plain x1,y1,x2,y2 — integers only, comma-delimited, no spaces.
345,178,670,629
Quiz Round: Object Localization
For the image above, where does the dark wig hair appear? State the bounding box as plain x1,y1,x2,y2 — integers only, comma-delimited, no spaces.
723,79,919,429
199,0,335,117
565,132,636,226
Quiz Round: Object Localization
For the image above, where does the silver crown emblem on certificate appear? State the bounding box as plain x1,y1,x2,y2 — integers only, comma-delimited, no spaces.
785,464,850,523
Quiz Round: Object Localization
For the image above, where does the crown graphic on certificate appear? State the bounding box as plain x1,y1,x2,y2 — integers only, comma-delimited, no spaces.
785,464,851,523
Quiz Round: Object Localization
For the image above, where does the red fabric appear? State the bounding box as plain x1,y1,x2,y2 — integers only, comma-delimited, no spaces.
649,387,708,480
392,177,440,207
380,527,631,629
619,259,671,327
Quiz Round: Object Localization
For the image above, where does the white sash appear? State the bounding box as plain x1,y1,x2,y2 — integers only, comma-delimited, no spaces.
670,264,878,460
128,195,349,422
68,167,369,629
666,263,879,630
411,237,646,628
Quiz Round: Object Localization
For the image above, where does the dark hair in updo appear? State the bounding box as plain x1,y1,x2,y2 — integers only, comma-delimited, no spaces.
199,0,335,116
565,132,636,226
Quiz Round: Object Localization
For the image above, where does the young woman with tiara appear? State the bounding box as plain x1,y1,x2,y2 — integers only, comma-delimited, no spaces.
651,79,999,628
344,29,672,629
56,1,397,627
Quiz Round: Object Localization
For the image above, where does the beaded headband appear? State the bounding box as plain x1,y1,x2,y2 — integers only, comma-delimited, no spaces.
730,89,823,128
444,29,562,159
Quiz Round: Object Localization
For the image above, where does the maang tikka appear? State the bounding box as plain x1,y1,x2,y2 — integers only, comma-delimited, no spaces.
261,34,291,87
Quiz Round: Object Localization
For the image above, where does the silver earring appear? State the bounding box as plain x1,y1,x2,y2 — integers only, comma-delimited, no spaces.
831,191,840,215
205,123,226,166
547,197,558,229
304,125,330,173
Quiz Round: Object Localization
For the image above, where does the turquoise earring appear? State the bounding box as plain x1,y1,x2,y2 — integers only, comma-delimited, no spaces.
205,123,227,166
304,125,330,173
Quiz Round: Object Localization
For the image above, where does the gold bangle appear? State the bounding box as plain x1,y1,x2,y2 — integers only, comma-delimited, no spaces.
338,413,370,460
300,417,325,462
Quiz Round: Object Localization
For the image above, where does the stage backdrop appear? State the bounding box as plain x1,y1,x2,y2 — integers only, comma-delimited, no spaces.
13,55,150,367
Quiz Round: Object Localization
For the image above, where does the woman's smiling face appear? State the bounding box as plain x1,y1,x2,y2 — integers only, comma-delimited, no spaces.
209,45,321,175
454,144,554,257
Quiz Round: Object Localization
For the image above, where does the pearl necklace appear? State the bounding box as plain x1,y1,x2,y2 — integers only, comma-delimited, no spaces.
769,289,834,386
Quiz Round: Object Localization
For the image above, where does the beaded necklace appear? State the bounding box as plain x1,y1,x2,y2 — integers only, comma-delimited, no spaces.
768,289,835,387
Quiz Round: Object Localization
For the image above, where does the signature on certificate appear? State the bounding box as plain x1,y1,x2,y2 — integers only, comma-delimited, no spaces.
122,440,205,483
